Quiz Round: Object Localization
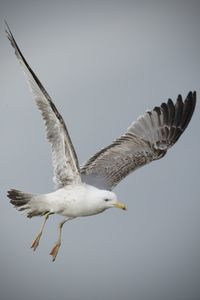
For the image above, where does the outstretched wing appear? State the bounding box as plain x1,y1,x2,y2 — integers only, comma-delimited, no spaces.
6,22,81,188
81,92,196,190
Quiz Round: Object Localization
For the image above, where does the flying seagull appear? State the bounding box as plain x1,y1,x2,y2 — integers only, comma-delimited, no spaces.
6,23,196,261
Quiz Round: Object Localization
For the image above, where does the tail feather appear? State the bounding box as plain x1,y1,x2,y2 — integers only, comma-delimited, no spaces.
7,189,44,218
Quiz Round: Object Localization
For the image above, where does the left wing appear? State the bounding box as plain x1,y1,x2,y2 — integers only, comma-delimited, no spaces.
6,22,81,188
81,92,196,190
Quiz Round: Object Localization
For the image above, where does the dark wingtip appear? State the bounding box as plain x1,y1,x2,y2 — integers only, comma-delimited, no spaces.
4,20,12,37
180,90,196,131
170,91,196,144
4,20,9,28
4,20,16,49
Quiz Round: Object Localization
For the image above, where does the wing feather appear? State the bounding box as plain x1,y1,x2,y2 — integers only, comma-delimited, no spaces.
81,92,196,189
6,23,81,187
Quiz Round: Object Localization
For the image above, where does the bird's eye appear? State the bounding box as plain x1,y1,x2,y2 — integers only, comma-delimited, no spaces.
104,199,109,202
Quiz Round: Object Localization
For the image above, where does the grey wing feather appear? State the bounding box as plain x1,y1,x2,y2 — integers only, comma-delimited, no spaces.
6,22,81,188
81,92,196,189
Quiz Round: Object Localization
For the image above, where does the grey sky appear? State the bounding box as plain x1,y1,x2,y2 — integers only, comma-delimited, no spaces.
0,1,200,300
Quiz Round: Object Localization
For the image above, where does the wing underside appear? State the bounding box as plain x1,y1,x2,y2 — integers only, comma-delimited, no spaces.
81,91,196,190
6,22,81,188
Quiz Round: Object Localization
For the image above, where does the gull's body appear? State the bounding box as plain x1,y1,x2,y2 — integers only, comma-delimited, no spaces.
10,184,118,218
6,23,196,261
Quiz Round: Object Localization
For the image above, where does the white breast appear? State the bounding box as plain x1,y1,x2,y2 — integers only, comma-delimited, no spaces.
44,184,105,217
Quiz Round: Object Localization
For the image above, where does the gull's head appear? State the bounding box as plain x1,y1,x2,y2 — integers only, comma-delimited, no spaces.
86,186,127,213
101,190,127,211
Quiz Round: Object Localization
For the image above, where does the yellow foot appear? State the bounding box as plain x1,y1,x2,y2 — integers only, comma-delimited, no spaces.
31,233,42,251
49,243,61,262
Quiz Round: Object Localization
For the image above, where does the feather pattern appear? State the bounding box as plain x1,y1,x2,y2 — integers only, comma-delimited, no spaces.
81,92,196,189
5,22,81,188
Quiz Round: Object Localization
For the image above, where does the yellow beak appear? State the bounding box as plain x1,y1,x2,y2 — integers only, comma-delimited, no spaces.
114,201,127,211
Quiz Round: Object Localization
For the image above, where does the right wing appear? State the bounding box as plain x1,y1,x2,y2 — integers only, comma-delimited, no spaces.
6,22,81,188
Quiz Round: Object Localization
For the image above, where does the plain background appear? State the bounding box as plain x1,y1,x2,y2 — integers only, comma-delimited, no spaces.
0,1,199,300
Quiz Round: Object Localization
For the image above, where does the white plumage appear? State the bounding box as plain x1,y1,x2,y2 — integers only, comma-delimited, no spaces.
17,184,119,218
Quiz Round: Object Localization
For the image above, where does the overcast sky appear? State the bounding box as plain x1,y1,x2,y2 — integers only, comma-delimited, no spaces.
0,1,200,300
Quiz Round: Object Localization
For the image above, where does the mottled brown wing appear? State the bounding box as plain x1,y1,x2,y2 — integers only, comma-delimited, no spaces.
81,92,196,190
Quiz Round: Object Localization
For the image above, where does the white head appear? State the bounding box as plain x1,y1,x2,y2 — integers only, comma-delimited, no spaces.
85,185,127,215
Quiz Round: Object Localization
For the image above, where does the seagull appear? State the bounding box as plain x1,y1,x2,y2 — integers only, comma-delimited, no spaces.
6,23,196,262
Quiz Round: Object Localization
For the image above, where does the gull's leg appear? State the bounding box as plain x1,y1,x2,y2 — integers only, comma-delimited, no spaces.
50,217,75,262
31,212,51,251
